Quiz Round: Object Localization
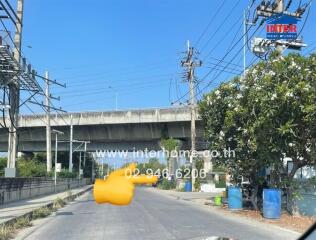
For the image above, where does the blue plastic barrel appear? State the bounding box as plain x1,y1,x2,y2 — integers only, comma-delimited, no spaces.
263,189,281,219
185,181,192,192
228,186,242,210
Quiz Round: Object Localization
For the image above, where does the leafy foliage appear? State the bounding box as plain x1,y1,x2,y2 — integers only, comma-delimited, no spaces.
160,138,180,173
0,157,7,176
137,158,166,175
199,53,316,212
158,178,176,190
17,158,47,177
57,169,77,178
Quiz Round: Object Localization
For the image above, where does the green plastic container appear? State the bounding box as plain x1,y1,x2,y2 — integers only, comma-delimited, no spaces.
214,195,222,206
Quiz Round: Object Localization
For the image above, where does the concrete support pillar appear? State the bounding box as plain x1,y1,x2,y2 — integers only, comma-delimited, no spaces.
203,154,212,173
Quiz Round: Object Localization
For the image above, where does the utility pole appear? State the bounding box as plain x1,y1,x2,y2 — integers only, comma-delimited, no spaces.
77,142,89,180
276,0,283,12
69,114,73,172
83,141,87,167
79,151,82,180
92,156,95,182
45,71,52,172
181,41,202,191
6,0,24,177
83,147,86,167
115,92,118,111
52,129,63,192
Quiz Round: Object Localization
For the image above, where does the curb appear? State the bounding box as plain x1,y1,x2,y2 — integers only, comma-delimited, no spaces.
0,185,93,228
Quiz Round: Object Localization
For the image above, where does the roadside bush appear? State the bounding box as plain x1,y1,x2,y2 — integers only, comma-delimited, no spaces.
32,207,51,219
194,178,201,191
0,225,12,240
158,179,176,190
58,169,77,178
0,157,7,177
17,159,47,177
14,216,32,229
53,198,66,210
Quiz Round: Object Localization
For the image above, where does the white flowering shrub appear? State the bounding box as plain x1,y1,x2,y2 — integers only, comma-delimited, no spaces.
199,52,316,212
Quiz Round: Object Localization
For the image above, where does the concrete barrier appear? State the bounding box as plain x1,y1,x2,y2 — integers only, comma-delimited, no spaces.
0,178,90,205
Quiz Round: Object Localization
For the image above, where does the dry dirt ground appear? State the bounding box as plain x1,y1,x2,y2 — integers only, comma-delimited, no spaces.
218,205,315,233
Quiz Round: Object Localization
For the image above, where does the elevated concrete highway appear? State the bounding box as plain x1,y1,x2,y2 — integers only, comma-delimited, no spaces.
0,107,206,152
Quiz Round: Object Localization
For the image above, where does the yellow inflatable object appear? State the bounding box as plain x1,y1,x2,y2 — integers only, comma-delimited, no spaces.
129,175,158,184
93,163,158,205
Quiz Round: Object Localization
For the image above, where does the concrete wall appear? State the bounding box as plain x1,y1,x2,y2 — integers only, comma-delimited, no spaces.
0,178,90,205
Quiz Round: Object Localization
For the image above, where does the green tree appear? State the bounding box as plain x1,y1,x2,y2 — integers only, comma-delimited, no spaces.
137,158,166,175
199,53,316,213
17,158,47,177
0,157,7,176
160,138,180,175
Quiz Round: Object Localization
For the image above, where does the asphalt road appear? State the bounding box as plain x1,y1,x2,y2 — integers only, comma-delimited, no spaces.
16,188,300,240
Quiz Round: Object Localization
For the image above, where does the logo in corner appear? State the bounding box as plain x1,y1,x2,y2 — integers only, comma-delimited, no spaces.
266,13,299,40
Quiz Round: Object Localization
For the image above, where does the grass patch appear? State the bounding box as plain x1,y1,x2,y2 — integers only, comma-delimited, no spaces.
53,198,66,210
0,216,32,240
13,216,32,229
0,225,13,240
32,207,51,219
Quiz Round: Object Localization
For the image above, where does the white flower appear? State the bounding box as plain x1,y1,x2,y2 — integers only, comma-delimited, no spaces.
215,90,220,96
303,85,311,91
289,61,297,69
267,70,276,76
271,93,277,100
206,96,213,105
288,143,295,147
285,92,294,97
236,94,242,99
219,131,225,137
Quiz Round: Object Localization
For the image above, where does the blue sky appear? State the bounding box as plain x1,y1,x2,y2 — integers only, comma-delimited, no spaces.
9,0,316,113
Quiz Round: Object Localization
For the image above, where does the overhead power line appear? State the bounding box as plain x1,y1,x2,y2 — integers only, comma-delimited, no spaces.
200,0,242,52
194,0,227,47
173,20,263,105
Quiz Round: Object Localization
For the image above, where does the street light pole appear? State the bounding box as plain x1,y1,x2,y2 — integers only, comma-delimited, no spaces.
115,92,118,111
79,151,82,180
52,129,64,192
54,133,57,191
109,86,118,111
